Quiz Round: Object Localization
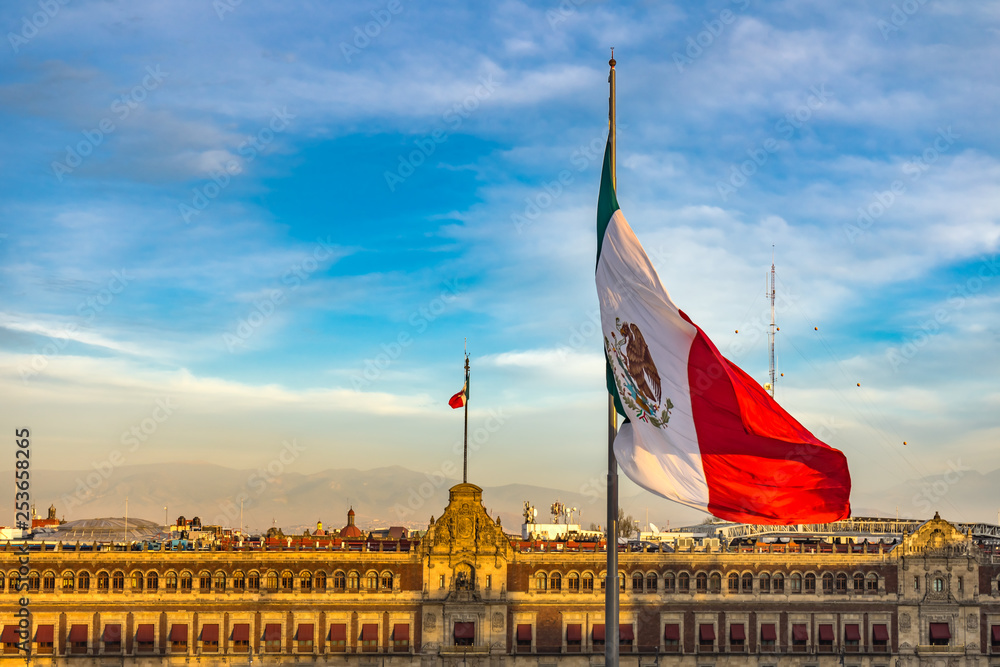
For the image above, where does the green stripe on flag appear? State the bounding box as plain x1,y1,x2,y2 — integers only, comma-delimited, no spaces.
596,136,626,419
595,137,620,268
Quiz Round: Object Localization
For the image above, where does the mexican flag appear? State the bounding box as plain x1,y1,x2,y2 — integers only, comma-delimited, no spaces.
595,138,851,524
449,377,468,409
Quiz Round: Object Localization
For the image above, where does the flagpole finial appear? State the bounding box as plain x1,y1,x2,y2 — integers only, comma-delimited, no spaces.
609,47,615,68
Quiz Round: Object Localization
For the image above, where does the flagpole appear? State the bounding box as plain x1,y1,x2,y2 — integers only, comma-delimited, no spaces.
605,48,620,667
463,349,469,483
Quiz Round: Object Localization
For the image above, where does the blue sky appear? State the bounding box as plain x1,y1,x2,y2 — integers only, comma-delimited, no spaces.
2,0,999,524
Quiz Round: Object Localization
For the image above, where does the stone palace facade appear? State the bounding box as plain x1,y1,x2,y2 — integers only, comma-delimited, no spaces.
3,483,1000,667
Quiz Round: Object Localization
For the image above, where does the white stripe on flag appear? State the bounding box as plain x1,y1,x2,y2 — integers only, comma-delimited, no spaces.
596,210,710,511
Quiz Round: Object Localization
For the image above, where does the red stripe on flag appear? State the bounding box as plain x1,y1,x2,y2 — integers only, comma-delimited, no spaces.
448,387,466,409
681,312,851,524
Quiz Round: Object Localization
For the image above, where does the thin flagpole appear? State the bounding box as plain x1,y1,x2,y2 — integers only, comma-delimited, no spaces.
463,345,469,483
605,48,620,667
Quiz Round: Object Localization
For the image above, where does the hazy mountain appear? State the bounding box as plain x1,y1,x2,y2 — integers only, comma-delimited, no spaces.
6,463,996,537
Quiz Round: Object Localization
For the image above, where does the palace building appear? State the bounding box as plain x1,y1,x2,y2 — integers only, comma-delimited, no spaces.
3,482,1000,666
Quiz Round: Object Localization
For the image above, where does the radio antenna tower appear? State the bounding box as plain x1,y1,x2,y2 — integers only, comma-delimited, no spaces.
766,247,776,398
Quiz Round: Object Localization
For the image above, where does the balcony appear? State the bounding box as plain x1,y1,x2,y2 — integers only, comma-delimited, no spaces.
918,645,965,655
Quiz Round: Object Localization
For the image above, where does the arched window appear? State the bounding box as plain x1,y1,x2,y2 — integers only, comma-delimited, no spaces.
300,571,312,591
663,572,675,592
790,573,802,593
42,571,55,592
62,571,74,591
281,571,295,591
78,571,90,591
728,573,740,592
634,573,645,591
97,570,110,591
265,571,278,590
835,573,848,592
364,571,376,590
27,571,40,591
619,572,626,592
315,571,327,591
709,572,721,593
334,571,346,590
248,571,260,591
678,572,690,592
760,572,771,593
549,572,561,591
0,572,5,591
866,573,879,592
773,572,784,592
933,577,944,592
199,571,211,591
805,573,816,592
742,573,753,593
347,571,359,590
646,573,657,591
130,571,143,591
213,571,226,591
853,573,865,592
695,572,707,592
146,572,158,591
535,573,548,591
180,571,193,591
165,571,178,590
233,571,245,591
822,573,834,593
582,573,594,591
112,571,124,591
568,573,580,591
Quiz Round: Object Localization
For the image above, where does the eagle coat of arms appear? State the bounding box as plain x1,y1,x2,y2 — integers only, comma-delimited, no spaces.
606,318,673,428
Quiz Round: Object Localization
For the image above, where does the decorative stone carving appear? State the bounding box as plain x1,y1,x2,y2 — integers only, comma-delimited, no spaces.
425,613,436,631
899,613,911,631
967,613,978,630
492,612,504,631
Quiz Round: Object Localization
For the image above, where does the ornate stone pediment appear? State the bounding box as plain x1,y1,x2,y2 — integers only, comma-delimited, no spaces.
422,483,512,561
903,512,970,554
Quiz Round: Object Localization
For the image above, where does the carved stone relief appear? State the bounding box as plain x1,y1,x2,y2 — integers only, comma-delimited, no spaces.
492,612,504,631
899,613,911,631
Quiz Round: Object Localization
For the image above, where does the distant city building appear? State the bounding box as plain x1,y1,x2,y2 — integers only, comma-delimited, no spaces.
2,486,1000,665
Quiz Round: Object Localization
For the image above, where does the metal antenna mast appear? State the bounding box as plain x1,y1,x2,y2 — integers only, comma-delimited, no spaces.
767,248,776,398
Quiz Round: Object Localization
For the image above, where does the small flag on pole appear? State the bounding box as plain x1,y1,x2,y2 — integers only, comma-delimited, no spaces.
595,137,851,525
448,382,467,409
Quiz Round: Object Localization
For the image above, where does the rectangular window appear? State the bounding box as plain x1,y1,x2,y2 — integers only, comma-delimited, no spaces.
516,624,532,648
664,624,680,652
296,624,313,653
914,576,920,591
593,624,605,648
136,624,155,653
329,624,347,652
361,623,379,652
762,623,778,651
485,575,492,589
958,577,963,593
567,624,582,652
264,623,282,653
393,624,409,652
439,575,446,589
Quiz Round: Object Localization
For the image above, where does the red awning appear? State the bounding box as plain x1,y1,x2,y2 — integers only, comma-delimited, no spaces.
264,624,281,641
393,624,409,641
170,625,188,642
567,624,582,641
35,625,54,643
136,624,155,642
731,624,746,641
517,625,532,641
1,626,19,643
232,624,250,642
792,624,808,641
873,624,889,642
201,624,219,642
930,623,950,640
991,625,1000,643
329,624,347,641
453,622,474,639
620,624,634,641
664,624,680,640
296,624,313,641
362,624,379,641
69,625,89,642
700,624,715,641
819,624,835,642
845,624,860,641
103,624,121,642
593,624,605,641
762,623,778,641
